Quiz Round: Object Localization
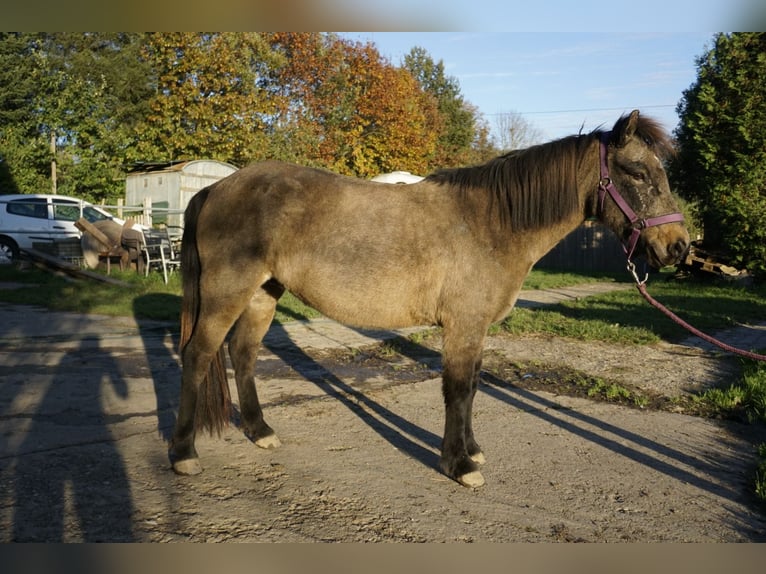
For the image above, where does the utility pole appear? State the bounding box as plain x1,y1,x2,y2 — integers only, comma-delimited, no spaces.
50,131,57,194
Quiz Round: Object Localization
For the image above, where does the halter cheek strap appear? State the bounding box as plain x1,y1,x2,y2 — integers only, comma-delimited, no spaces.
598,132,684,261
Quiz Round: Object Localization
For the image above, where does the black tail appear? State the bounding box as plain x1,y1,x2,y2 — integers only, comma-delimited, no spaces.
179,188,231,435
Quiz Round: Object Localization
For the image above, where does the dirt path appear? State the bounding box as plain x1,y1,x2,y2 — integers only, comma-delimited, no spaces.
1,301,765,542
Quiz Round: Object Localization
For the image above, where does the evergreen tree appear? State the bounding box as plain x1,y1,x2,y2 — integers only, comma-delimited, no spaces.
673,33,766,275
0,33,51,194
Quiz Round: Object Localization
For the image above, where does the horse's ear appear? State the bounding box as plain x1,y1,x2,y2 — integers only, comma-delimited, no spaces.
616,110,640,145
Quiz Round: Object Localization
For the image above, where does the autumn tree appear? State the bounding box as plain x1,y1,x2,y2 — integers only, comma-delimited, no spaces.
266,33,439,177
133,33,284,167
672,33,766,275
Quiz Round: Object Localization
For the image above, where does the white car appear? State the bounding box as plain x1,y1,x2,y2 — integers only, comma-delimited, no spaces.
0,194,125,263
370,171,424,184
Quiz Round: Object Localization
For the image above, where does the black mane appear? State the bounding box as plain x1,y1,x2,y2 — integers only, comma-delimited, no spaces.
426,133,592,231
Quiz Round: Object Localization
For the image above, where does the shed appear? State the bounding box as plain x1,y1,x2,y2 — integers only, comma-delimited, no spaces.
125,160,238,227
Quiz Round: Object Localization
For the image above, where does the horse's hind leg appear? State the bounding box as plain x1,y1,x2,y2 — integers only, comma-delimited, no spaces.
229,280,284,448
171,306,241,475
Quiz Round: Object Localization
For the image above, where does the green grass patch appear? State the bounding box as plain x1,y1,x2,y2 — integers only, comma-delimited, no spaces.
274,291,324,323
522,268,624,290
699,356,766,424
755,443,766,505
502,273,766,344
0,264,182,321
0,263,322,323
2,265,765,341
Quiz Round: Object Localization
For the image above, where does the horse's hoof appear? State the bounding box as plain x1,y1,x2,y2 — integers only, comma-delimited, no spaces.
172,458,202,476
255,433,281,449
457,470,485,489
470,451,486,465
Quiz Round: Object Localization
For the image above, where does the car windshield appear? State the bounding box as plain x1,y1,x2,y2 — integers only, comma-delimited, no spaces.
82,205,111,223
51,199,112,223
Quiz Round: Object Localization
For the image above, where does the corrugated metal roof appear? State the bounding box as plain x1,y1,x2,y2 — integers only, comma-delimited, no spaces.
126,159,236,175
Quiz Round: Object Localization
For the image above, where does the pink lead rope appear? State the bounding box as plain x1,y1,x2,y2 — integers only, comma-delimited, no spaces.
628,262,766,362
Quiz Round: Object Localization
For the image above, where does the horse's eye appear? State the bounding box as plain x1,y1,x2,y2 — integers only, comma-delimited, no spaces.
631,171,646,182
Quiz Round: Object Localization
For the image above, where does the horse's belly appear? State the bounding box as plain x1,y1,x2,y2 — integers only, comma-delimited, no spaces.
286,277,438,330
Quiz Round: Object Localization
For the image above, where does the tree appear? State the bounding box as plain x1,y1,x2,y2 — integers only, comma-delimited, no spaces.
133,33,284,168
402,46,489,167
0,33,55,195
672,33,766,275
494,110,543,152
0,33,153,202
266,33,439,177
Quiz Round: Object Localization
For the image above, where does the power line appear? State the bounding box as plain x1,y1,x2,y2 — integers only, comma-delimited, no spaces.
486,104,676,116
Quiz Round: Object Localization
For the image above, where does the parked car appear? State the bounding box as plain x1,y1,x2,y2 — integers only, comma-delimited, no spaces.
0,194,125,263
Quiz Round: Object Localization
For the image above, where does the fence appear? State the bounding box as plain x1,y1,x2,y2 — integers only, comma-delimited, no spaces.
535,220,627,273
106,198,185,228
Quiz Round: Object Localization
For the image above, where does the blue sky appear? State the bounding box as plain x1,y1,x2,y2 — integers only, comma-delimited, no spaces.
334,0,762,32
346,32,715,143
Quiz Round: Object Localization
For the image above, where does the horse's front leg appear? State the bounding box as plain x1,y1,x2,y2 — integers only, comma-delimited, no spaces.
439,330,486,488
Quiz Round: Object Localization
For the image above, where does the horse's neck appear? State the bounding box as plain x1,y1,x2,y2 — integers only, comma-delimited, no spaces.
518,209,589,264
513,143,602,263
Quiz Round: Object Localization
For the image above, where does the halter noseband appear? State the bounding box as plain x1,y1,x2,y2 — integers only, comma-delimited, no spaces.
598,132,684,261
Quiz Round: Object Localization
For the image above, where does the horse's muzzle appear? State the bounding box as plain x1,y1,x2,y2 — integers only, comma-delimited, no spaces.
644,227,690,268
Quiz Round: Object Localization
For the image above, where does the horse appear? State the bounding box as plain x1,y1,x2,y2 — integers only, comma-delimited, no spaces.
169,110,690,488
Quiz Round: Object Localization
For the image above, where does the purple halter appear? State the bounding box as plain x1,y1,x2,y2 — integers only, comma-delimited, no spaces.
598,132,684,261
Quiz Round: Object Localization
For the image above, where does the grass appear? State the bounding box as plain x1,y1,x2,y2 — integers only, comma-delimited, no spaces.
0,264,182,320
756,443,766,505
501,271,766,345
0,264,322,323
520,268,624,290
699,355,766,424
2,264,765,339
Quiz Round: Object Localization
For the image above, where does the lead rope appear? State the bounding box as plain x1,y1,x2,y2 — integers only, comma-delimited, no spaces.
627,261,766,361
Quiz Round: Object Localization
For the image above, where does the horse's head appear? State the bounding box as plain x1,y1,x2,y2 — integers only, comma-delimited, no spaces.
598,110,690,268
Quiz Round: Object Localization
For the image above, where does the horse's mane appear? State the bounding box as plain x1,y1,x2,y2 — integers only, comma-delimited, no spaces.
425,113,673,232
425,135,590,231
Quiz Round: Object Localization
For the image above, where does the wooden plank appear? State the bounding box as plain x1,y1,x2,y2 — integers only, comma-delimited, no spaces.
20,248,130,287
74,218,119,251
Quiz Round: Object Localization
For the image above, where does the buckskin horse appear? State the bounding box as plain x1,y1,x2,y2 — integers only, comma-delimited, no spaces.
169,110,689,488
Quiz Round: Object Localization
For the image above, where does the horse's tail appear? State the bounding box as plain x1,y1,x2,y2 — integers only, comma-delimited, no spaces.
179,188,231,436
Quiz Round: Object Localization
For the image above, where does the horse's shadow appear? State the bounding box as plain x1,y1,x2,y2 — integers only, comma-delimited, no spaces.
132,294,182,442
328,325,761,512
263,321,443,470
138,302,760,514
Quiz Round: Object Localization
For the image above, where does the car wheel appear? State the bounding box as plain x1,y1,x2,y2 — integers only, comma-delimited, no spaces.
0,236,20,264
